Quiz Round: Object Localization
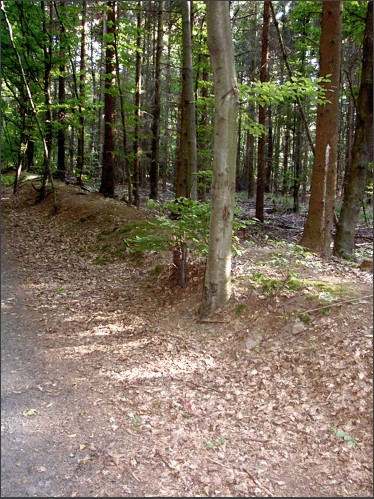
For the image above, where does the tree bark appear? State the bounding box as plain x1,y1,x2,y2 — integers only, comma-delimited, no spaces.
56,0,66,181
300,1,343,256
255,0,270,222
199,0,239,318
113,2,132,203
334,1,373,257
77,0,86,185
132,1,142,207
149,0,163,200
177,0,198,200
99,0,116,197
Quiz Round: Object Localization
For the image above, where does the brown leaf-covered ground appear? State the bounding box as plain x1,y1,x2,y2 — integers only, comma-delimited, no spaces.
1,182,373,497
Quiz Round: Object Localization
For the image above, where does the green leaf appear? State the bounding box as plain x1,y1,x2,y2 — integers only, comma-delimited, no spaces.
335,430,346,438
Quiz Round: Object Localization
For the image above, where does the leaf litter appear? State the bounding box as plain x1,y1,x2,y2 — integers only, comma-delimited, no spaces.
1,183,372,497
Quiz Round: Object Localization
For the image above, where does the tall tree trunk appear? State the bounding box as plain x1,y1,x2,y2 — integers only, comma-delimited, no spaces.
177,0,198,200
245,128,255,198
14,95,27,194
255,0,270,222
265,105,273,193
99,0,116,197
334,1,373,257
162,26,173,193
149,0,163,200
199,0,239,318
113,2,132,203
77,0,86,185
341,96,355,196
273,111,281,193
282,118,290,196
57,0,66,181
300,1,343,255
132,1,142,207
293,110,302,213
41,0,53,199
98,6,107,168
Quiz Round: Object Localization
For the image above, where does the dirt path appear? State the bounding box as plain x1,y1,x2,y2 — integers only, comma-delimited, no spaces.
1,184,373,497
1,238,70,497
1,236,143,497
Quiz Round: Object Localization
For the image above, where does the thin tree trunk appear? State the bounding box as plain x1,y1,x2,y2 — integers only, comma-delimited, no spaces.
149,0,163,200
113,2,132,203
41,0,53,199
255,0,270,222
57,0,66,181
77,0,87,185
99,0,116,198
293,111,302,213
265,105,273,193
282,120,290,196
178,0,198,200
132,1,142,207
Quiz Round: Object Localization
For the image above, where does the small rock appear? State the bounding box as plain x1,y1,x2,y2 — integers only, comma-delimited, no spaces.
245,333,263,350
292,318,306,335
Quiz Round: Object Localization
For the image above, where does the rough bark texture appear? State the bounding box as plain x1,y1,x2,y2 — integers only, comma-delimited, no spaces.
199,0,238,318
300,1,343,255
56,0,66,181
149,1,163,200
334,1,373,257
176,0,198,200
77,0,86,184
255,0,270,222
132,2,142,207
100,0,116,198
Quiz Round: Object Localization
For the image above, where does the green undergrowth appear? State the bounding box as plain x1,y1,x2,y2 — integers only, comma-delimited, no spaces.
246,270,354,303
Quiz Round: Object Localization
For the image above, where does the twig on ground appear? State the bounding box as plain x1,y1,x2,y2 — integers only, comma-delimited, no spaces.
242,468,273,496
294,294,373,316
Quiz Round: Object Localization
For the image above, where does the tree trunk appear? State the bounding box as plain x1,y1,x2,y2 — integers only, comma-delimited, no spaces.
300,1,343,256
77,0,86,185
245,128,255,198
99,0,116,198
113,2,132,203
132,1,142,207
293,110,302,213
149,0,163,200
341,96,355,196
177,0,198,200
255,0,270,222
282,118,290,196
40,0,53,200
334,1,373,257
199,1,239,318
265,105,273,193
57,0,66,181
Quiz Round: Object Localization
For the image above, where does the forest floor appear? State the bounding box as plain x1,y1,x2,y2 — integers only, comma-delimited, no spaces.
1,181,373,497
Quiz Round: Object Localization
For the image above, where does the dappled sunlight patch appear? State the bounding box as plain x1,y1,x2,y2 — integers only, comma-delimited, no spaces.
107,353,207,382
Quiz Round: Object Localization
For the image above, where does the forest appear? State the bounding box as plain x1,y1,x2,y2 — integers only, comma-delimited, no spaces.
1,1,373,496
1,1,372,278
